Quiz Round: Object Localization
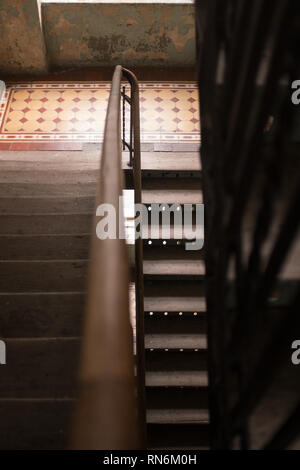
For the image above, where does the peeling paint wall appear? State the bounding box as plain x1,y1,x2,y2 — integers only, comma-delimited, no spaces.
41,3,196,67
0,0,48,75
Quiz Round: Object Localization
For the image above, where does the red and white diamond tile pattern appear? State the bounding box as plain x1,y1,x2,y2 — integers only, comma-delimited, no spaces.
0,82,200,143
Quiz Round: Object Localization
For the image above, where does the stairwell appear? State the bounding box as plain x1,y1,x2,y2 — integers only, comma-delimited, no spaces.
0,144,208,449
140,150,208,449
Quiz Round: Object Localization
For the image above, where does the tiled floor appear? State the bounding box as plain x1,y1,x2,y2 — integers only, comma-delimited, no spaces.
0,82,200,149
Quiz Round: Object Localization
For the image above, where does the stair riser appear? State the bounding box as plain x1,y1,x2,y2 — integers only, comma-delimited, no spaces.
147,423,209,448
0,261,89,292
0,235,90,260
0,293,85,337
0,215,92,235
143,244,204,260
146,351,207,371
0,170,99,185
0,183,97,197
144,280,205,298
0,339,80,398
146,388,208,409
0,400,72,450
0,197,95,214
142,177,202,191
145,316,206,335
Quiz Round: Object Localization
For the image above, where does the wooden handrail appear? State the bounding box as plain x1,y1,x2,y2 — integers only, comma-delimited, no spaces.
70,65,145,449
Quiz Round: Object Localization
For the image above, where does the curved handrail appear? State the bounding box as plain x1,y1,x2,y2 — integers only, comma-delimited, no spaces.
70,65,145,449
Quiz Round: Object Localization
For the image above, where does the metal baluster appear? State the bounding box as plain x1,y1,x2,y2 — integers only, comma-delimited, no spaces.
122,85,126,151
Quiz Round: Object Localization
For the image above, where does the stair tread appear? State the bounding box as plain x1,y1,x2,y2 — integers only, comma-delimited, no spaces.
140,153,201,171
144,297,206,312
144,259,205,276
146,371,208,387
147,409,209,424
145,334,207,350
142,189,202,204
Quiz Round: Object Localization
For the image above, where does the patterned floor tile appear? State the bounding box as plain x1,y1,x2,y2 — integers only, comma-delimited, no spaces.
0,82,200,144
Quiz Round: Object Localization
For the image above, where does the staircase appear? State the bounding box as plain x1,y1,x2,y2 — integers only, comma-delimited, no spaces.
139,150,209,449
0,146,208,449
0,150,93,449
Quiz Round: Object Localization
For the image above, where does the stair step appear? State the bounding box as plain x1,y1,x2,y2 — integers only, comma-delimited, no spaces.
0,197,95,214
0,214,92,235
0,215,202,239
146,387,208,409
145,334,207,350
0,261,88,292
0,169,99,185
142,190,202,205
0,338,80,398
142,177,201,191
141,170,201,179
0,399,72,450
144,297,206,312
0,235,90,260
146,350,207,371
0,152,200,177
147,409,209,424
140,225,204,241
144,279,205,297
0,292,85,337
145,314,206,335
146,371,208,388
147,423,209,449
140,152,201,172
0,183,97,197
144,259,205,276
144,242,204,259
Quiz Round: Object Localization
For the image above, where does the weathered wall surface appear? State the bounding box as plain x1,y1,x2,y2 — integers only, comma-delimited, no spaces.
0,2,196,74
41,3,196,68
0,0,47,75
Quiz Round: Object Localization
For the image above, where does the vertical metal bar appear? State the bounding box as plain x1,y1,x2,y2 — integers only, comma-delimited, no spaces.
129,91,134,167
122,86,126,151
122,67,147,445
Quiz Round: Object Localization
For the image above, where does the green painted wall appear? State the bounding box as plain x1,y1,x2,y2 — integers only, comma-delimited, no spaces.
0,2,196,74
41,2,196,68
0,0,47,75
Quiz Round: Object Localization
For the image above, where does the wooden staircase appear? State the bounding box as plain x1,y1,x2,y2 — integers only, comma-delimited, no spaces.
0,148,208,449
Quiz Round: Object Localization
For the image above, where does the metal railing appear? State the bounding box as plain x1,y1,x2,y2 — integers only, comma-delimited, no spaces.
70,65,146,449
